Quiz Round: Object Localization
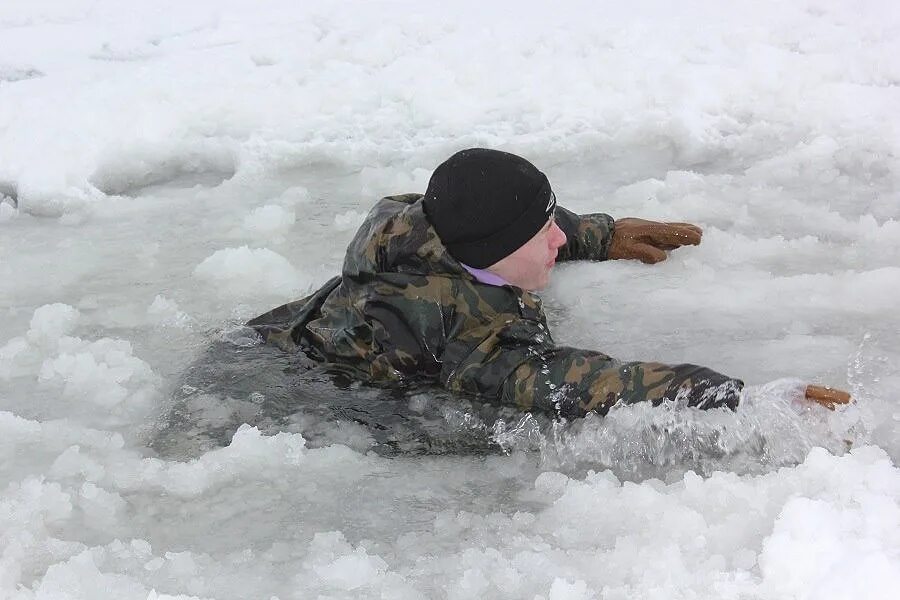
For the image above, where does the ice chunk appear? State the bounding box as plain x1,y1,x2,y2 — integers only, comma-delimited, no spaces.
38,337,156,409
333,209,367,231
16,183,107,219
241,204,296,237
32,549,148,600
49,446,106,482
193,246,306,298
26,304,80,348
147,590,210,600
120,426,307,498
0,199,16,222
277,185,311,206
548,578,594,600
758,450,900,599
0,476,79,594
147,295,192,329
0,336,30,380
314,550,389,590
77,483,127,532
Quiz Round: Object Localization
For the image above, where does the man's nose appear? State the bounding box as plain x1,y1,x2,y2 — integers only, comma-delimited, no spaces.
550,222,567,248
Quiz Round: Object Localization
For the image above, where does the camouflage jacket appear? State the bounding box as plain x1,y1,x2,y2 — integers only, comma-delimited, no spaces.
248,194,742,418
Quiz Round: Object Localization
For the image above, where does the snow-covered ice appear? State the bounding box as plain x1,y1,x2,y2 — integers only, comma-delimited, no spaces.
1,0,898,598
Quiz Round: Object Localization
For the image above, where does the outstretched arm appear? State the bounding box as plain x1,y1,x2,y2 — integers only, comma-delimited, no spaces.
502,349,743,418
555,206,703,264
439,311,743,418
554,206,616,262
552,209,851,409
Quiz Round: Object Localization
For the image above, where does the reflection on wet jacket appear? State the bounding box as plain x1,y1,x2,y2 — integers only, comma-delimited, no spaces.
248,194,742,418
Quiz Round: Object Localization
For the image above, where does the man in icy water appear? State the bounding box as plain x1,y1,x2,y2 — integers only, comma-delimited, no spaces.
248,148,755,418
157,148,846,456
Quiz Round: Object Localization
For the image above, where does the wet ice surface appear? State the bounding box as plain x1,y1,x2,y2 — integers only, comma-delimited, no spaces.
1,1,899,598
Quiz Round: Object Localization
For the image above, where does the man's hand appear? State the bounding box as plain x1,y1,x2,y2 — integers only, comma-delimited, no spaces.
608,218,703,263
805,385,852,410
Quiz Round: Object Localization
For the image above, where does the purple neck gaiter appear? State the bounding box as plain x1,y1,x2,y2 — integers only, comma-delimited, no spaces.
461,263,509,287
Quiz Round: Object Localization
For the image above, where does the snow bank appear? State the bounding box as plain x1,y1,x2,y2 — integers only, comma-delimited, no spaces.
3,0,897,217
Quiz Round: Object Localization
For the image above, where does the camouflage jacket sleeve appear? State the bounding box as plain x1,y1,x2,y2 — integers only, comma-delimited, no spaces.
440,290,742,418
501,348,743,418
554,205,615,262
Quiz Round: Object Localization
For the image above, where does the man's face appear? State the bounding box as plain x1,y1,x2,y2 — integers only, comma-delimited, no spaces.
488,217,568,290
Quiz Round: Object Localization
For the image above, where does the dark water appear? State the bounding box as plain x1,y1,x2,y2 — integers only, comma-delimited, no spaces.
150,334,524,459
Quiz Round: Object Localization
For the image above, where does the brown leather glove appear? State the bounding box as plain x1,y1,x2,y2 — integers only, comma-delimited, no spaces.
608,218,703,263
804,385,852,410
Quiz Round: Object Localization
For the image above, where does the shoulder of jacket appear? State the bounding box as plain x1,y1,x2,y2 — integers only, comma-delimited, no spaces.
381,193,424,205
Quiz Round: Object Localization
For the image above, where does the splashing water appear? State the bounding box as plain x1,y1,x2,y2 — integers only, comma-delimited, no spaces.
492,378,867,481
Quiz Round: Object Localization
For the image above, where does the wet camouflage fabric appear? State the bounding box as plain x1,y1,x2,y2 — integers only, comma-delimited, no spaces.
248,194,742,418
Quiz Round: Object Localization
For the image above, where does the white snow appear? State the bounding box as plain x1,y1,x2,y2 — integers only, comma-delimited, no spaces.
1,0,898,598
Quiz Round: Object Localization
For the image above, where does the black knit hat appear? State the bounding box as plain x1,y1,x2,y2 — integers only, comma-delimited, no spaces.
422,148,557,269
